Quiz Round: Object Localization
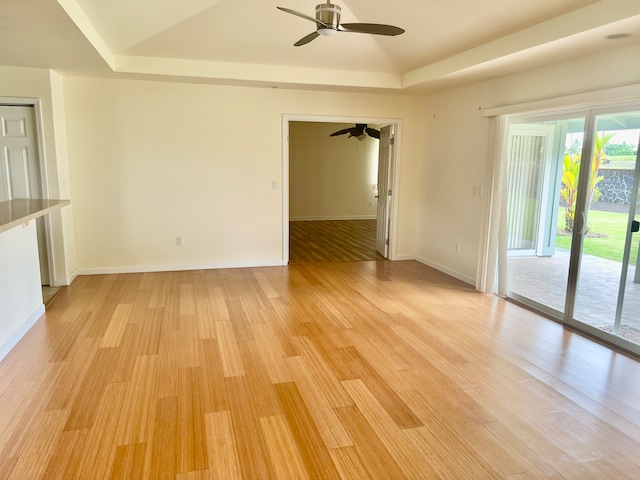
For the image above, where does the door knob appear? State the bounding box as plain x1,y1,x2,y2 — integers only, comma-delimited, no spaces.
632,220,639,233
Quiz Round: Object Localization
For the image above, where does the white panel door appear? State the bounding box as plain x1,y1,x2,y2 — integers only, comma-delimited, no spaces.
0,107,41,201
376,125,394,258
0,105,49,284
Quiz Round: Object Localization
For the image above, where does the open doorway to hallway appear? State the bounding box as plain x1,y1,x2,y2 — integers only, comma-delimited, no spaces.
286,119,397,263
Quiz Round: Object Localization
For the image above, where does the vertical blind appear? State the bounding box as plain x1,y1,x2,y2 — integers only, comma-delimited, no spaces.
507,134,544,250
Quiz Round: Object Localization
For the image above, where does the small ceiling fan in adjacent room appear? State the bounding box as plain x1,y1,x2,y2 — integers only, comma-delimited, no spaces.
330,124,380,140
277,2,405,46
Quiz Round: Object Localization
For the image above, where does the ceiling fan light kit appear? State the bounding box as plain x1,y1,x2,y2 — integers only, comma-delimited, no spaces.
318,28,338,36
277,1,404,46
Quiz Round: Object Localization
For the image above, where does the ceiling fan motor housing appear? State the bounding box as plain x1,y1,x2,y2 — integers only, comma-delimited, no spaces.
316,3,340,35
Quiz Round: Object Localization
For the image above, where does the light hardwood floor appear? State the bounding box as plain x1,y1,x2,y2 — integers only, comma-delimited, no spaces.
1,261,639,478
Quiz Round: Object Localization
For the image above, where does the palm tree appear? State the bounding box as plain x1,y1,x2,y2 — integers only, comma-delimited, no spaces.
560,132,613,232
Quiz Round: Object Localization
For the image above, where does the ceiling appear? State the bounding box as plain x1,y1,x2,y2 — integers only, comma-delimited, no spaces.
1,0,639,94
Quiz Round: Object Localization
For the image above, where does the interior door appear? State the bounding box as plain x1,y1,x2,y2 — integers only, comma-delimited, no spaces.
376,125,393,258
0,105,49,285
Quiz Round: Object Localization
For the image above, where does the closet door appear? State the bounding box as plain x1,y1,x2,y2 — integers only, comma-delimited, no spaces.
0,105,49,285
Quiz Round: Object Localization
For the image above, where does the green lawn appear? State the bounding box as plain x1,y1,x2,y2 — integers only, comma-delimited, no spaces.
556,207,639,266
602,155,637,169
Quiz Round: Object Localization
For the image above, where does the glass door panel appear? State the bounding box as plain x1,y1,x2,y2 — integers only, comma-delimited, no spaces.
619,184,640,343
572,111,640,350
506,117,585,319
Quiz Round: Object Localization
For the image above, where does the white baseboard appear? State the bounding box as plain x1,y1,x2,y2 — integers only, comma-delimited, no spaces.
290,215,377,221
0,304,45,362
414,255,476,287
52,268,78,287
78,259,288,276
67,268,79,285
392,254,416,261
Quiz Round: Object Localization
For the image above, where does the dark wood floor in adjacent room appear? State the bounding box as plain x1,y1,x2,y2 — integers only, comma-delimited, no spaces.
0,259,639,478
289,219,383,263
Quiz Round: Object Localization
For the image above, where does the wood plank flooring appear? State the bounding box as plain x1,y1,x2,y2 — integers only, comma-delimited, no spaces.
289,220,383,263
1,260,640,478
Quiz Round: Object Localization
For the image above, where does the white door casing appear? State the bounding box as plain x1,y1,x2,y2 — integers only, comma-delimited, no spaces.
282,115,401,264
0,105,50,284
376,125,394,258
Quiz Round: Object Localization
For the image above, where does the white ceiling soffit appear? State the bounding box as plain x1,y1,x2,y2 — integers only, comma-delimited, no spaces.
45,0,640,93
0,0,109,73
72,0,226,53
403,5,640,91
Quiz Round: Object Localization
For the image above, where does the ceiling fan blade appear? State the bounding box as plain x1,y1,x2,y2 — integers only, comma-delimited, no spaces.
331,124,377,139
339,23,405,36
330,128,354,137
365,127,381,139
277,7,328,27
294,31,320,47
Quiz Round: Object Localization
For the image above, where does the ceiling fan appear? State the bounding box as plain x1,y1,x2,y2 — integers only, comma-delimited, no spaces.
277,2,405,47
330,124,380,139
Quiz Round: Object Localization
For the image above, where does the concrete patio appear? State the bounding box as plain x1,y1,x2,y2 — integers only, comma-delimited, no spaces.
508,248,640,345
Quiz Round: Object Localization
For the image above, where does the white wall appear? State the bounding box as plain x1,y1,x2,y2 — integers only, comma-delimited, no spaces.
289,122,379,220
415,43,640,285
63,77,424,272
5,41,639,291
0,66,77,286
0,222,43,359
49,71,78,285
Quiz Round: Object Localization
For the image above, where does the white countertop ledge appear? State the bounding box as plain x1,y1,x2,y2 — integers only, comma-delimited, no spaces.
0,199,70,235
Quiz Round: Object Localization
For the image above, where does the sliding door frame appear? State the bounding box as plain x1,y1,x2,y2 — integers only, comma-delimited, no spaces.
481,94,640,355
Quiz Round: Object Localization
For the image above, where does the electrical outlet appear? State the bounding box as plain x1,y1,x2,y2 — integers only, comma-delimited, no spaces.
176,236,183,247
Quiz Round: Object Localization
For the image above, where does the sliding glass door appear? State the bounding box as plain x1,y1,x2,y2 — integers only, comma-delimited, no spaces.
571,110,640,349
506,115,585,319
504,106,640,354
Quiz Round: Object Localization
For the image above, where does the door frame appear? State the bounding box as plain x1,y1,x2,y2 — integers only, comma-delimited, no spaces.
282,114,402,263
0,97,54,284
565,105,640,355
376,124,394,258
505,123,556,257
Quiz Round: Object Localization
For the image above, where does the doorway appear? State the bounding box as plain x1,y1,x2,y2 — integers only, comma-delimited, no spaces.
283,116,400,264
